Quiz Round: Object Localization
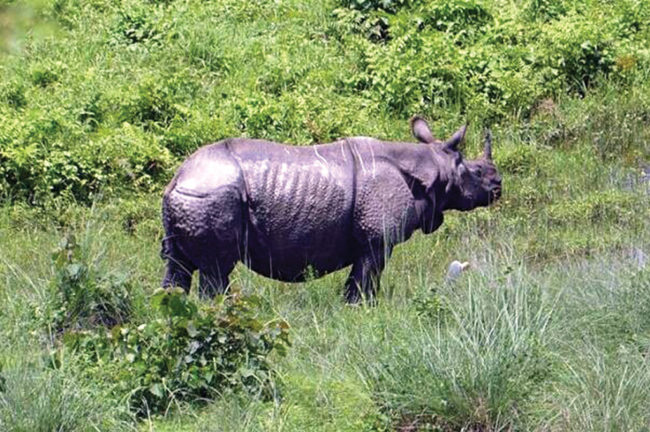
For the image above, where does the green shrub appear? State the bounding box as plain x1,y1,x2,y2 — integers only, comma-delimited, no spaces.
420,0,492,37
111,2,173,46
49,233,132,331
76,92,103,131
64,288,289,416
30,62,62,88
339,0,412,13
365,31,465,113
524,0,568,22
495,144,545,176
185,27,232,74
118,75,186,130
538,14,616,94
612,0,650,38
0,79,27,109
331,7,392,42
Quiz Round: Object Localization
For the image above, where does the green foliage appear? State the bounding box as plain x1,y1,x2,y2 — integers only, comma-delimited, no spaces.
48,233,132,330
29,62,61,88
365,31,463,112
111,1,174,46
538,14,616,94
120,78,180,129
413,286,450,320
524,0,568,22
0,79,26,109
64,288,289,416
339,0,412,13
420,0,492,35
1,0,648,203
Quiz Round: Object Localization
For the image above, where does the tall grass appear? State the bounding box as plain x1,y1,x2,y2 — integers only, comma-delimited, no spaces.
0,358,134,432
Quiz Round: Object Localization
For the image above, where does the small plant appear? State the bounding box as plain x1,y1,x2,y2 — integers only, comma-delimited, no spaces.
111,2,172,46
413,287,450,320
0,80,27,109
64,288,290,416
30,66,59,88
49,234,132,331
421,0,492,36
525,0,567,21
119,76,182,129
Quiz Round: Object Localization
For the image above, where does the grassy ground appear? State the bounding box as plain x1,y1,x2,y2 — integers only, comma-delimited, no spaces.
1,0,649,430
1,162,647,430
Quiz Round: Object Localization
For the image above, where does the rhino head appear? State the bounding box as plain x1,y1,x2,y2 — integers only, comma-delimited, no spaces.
411,116,502,213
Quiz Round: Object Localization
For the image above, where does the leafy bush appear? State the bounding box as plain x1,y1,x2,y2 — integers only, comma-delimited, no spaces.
111,2,173,46
30,62,63,88
49,234,132,331
365,31,465,112
0,79,26,109
118,74,187,130
420,0,492,37
524,0,568,22
537,14,616,94
339,0,412,13
612,0,650,38
64,288,289,416
0,108,173,203
76,92,104,131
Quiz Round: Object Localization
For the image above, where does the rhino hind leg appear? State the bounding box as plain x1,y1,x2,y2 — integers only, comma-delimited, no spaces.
198,260,236,298
161,240,196,293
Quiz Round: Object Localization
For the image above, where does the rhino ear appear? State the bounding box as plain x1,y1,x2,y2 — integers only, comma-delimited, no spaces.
410,115,437,144
444,124,467,152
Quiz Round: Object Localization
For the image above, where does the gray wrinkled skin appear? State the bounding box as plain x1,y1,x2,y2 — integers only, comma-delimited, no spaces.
161,117,502,302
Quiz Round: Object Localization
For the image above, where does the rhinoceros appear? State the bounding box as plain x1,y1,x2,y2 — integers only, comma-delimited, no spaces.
161,117,501,302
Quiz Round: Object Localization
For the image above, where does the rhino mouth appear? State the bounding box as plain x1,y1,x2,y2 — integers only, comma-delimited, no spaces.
490,186,502,202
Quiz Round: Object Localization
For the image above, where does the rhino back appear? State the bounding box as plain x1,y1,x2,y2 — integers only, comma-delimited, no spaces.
229,139,356,278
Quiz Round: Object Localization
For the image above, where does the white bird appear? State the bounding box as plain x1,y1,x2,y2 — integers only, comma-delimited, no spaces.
446,260,470,283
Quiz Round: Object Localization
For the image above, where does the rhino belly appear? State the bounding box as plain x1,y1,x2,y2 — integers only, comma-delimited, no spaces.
242,160,355,281
246,234,355,282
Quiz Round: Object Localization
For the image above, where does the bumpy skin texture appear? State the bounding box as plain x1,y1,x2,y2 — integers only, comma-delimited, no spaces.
162,119,502,302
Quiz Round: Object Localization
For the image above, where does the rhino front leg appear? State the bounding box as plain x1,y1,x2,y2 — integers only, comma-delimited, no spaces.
344,244,391,304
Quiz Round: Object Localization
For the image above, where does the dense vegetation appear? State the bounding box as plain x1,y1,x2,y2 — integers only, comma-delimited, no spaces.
0,0,648,430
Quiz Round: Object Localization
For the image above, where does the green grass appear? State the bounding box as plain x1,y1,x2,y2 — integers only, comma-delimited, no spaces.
1,0,649,430
1,186,647,430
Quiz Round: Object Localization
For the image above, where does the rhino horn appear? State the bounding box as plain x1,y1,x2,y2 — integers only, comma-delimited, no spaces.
410,115,439,144
483,128,493,160
444,124,467,152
